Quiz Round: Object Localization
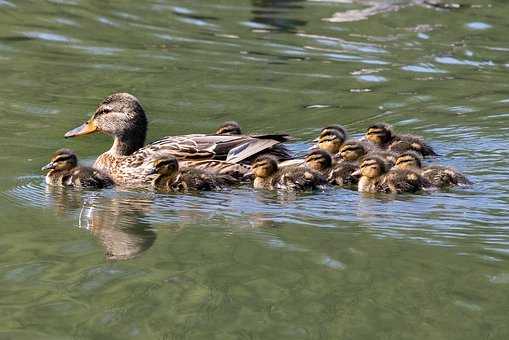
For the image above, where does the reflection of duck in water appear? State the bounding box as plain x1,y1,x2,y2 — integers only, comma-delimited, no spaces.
44,185,156,261
78,195,157,261
251,0,306,32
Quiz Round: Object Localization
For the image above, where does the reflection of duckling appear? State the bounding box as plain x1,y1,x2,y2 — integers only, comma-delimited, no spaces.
215,121,242,135
252,155,326,191
395,151,471,188
355,155,425,193
366,123,436,156
305,149,358,186
150,157,235,192
42,149,112,188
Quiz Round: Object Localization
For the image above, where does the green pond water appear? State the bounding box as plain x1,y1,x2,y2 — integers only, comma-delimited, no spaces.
1,0,509,338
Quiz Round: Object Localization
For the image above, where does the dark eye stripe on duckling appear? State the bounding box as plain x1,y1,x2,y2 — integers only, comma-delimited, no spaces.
396,157,415,165
366,129,385,135
53,156,72,162
306,155,325,161
319,135,340,142
340,146,360,152
360,160,378,168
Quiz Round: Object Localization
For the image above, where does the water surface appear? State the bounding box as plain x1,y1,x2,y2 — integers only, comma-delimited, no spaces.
1,0,509,339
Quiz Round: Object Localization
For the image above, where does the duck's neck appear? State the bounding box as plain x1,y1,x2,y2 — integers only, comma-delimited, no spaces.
109,130,146,156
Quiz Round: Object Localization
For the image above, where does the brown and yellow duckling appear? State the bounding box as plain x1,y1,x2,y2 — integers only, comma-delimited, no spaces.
365,123,436,156
395,151,471,188
251,155,326,191
42,149,112,188
149,156,237,192
215,121,242,135
354,155,426,194
305,149,359,186
317,129,347,158
64,93,292,186
338,140,369,161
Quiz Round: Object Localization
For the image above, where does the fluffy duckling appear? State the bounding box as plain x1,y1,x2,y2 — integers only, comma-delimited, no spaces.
305,149,359,186
42,149,112,188
251,155,326,191
317,129,347,156
365,123,436,156
149,156,236,192
215,121,242,135
355,155,425,194
388,138,437,157
338,140,369,161
395,151,471,188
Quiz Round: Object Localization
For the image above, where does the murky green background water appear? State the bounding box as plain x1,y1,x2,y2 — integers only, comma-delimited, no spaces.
1,0,509,338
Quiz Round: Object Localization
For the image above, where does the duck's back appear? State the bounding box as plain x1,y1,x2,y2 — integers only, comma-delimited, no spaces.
383,169,424,193
274,167,326,191
328,161,359,186
422,165,470,188
67,166,113,188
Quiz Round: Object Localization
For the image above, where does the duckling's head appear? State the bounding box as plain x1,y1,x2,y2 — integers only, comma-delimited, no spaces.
305,149,332,171
42,149,78,171
151,157,179,177
216,121,242,135
366,123,393,145
395,151,422,170
251,155,278,178
319,125,348,140
65,93,147,153
318,130,345,155
358,155,388,179
339,140,366,161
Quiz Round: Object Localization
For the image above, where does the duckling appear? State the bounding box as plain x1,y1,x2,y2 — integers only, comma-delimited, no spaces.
338,140,369,161
305,149,359,186
317,129,346,156
251,155,326,191
388,138,437,157
354,155,425,194
395,151,470,188
365,123,436,156
42,149,112,188
215,121,242,135
149,156,236,192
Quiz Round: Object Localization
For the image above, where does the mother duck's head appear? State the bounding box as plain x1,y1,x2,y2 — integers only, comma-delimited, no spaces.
65,93,148,155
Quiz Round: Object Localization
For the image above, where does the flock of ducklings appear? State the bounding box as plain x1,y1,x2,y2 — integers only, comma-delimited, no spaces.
42,92,471,194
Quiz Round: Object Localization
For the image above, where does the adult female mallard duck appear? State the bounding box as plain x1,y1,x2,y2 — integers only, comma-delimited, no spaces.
395,151,471,188
251,155,326,191
305,149,359,187
149,156,236,192
365,123,436,156
64,93,291,185
354,155,426,194
42,149,112,188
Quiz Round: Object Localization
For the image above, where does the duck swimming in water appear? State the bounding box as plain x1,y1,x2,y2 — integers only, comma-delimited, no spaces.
42,149,112,188
64,93,292,186
305,149,359,187
149,156,236,192
365,123,436,156
354,155,426,194
251,155,326,191
395,151,470,188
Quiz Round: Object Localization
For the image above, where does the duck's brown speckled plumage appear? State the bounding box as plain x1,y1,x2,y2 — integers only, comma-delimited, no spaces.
64,93,291,186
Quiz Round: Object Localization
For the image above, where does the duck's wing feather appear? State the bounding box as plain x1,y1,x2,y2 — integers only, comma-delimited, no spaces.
148,134,291,162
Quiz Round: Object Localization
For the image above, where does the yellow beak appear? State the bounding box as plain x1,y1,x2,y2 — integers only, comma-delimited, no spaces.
64,120,98,138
